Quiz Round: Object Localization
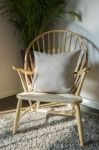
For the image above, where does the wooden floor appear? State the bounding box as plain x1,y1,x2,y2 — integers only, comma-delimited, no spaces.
0,95,99,114
0,95,29,112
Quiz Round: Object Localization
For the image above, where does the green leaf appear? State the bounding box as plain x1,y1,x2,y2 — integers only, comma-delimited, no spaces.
67,11,82,21
0,0,82,47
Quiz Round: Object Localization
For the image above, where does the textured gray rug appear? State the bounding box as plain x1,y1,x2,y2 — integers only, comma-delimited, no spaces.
0,108,99,150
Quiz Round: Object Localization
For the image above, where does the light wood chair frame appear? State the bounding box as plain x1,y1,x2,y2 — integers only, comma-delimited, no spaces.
12,29,89,146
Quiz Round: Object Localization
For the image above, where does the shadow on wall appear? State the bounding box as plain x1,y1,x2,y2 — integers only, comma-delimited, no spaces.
68,23,99,102
45,0,81,31
25,0,99,105
48,14,99,103
49,11,99,103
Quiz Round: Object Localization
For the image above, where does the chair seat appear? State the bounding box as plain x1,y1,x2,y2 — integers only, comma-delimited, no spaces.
17,92,82,103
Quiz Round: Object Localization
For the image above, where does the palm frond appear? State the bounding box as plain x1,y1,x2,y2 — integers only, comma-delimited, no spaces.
0,0,82,47
67,11,82,21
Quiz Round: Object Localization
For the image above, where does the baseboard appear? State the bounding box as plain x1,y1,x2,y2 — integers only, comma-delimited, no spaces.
82,98,99,110
0,88,22,99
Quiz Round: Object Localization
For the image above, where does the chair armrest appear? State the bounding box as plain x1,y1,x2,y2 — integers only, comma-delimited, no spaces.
75,68,90,75
12,66,34,75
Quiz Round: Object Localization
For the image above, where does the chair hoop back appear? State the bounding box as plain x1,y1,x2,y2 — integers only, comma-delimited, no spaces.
24,29,88,95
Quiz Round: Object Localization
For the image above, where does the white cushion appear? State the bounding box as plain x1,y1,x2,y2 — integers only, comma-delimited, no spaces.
32,50,80,93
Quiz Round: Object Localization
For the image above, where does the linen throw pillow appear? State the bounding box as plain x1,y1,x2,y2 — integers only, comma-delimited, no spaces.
32,50,80,93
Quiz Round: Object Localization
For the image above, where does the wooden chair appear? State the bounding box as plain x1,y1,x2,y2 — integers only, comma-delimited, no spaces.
12,29,89,146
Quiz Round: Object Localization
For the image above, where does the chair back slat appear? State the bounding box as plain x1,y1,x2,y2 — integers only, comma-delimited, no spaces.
29,52,34,71
37,39,40,52
48,33,50,52
53,32,55,53
42,35,45,52
58,32,61,52
24,29,88,94
68,34,72,52
63,32,67,52
74,37,78,51
32,44,35,50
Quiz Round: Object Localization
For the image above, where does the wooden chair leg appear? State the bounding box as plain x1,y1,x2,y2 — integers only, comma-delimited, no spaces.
13,99,22,134
75,103,84,146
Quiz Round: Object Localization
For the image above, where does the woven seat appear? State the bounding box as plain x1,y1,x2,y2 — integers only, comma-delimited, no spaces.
17,92,82,103
13,29,89,146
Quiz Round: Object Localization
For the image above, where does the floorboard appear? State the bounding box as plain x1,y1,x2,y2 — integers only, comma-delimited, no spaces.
0,95,29,112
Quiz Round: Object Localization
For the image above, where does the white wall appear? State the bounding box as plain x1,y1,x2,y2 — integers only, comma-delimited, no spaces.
67,0,99,109
0,19,22,99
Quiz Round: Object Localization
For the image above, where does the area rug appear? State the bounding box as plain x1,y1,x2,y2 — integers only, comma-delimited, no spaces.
0,108,99,150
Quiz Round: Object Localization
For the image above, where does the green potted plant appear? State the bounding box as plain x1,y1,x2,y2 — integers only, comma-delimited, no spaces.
0,0,81,49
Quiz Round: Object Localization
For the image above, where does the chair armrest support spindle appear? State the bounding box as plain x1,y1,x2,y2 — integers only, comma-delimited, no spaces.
75,68,90,75
12,66,34,75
